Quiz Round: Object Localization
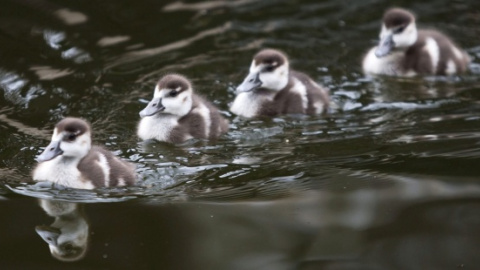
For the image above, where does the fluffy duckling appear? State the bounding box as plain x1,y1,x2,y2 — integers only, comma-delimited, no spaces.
33,117,136,189
230,48,330,118
363,7,470,76
137,74,229,143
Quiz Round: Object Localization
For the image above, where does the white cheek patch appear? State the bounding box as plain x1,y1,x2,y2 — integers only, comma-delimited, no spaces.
77,133,91,145
162,90,192,117
81,138,88,146
392,23,417,48
259,64,289,91
163,91,182,106
60,132,91,158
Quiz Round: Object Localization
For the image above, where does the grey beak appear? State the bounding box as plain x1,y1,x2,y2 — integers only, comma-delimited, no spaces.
36,225,61,246
236,72,262,93
375,34,395,58
36,141,63,162
139,97,165,118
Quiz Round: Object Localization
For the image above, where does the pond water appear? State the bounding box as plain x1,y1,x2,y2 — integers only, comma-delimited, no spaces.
1,0,480,269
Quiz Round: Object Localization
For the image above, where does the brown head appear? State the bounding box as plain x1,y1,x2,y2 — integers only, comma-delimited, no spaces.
37,117,92,162
253,49,288,69
55,117,91,137
237,49,290,93
383,8,415,29
139,74,194,118
375,8,418,57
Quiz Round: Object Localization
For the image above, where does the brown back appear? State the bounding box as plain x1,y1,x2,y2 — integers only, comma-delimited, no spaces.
404,30,469,75
77,146,136,187
292,71,330,114
172,94,228,143
256,70,329,116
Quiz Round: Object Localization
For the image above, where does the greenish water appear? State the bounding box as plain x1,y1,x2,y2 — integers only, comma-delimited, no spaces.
1,0,480,269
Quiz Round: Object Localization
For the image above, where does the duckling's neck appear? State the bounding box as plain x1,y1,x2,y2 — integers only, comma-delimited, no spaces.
137,113,179,141
58,155,83,165
153,112,183,120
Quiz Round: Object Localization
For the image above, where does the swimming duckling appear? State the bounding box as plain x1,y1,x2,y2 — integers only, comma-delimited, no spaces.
230,49,330,118
137,74,229,143
33,117,136,189
363,7,470,76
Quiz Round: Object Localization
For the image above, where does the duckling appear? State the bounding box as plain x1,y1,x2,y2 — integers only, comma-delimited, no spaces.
363,7,470,76
137,74,229,143
230,49,330,118
33,117,136,189
36,200,88,262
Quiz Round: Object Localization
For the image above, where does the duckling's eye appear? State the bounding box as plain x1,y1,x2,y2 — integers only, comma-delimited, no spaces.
67,134,76,141
263,65,275,72
169,91,178,97
394,26,405,34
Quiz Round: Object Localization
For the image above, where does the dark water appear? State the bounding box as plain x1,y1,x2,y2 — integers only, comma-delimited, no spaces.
1,0,480,269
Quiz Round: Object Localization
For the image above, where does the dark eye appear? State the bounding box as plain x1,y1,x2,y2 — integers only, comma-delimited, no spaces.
169,91,178,97
394,26,405,34
264,65,275,72
67,134,76,141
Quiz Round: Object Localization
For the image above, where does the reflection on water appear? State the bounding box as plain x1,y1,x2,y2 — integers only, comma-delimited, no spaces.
36,200,89,262
5,170,480,268
0,0,479,268
177,185,480,269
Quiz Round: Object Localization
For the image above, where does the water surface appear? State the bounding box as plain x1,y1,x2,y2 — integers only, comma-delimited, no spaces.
1,0,480,269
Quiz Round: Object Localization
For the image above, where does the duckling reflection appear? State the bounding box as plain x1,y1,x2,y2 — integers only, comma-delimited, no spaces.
35,199,88,262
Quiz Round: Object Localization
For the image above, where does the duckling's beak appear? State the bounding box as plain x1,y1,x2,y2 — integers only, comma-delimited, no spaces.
236,72,262,93
375,34,395,58
36,225,61,247
139,98,165,117
37,141,63,162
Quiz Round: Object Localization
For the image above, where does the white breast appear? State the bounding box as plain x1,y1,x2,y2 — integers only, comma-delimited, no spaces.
362,47,416,76
33,158,94,189
230,92,273,118
137,114,178,141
